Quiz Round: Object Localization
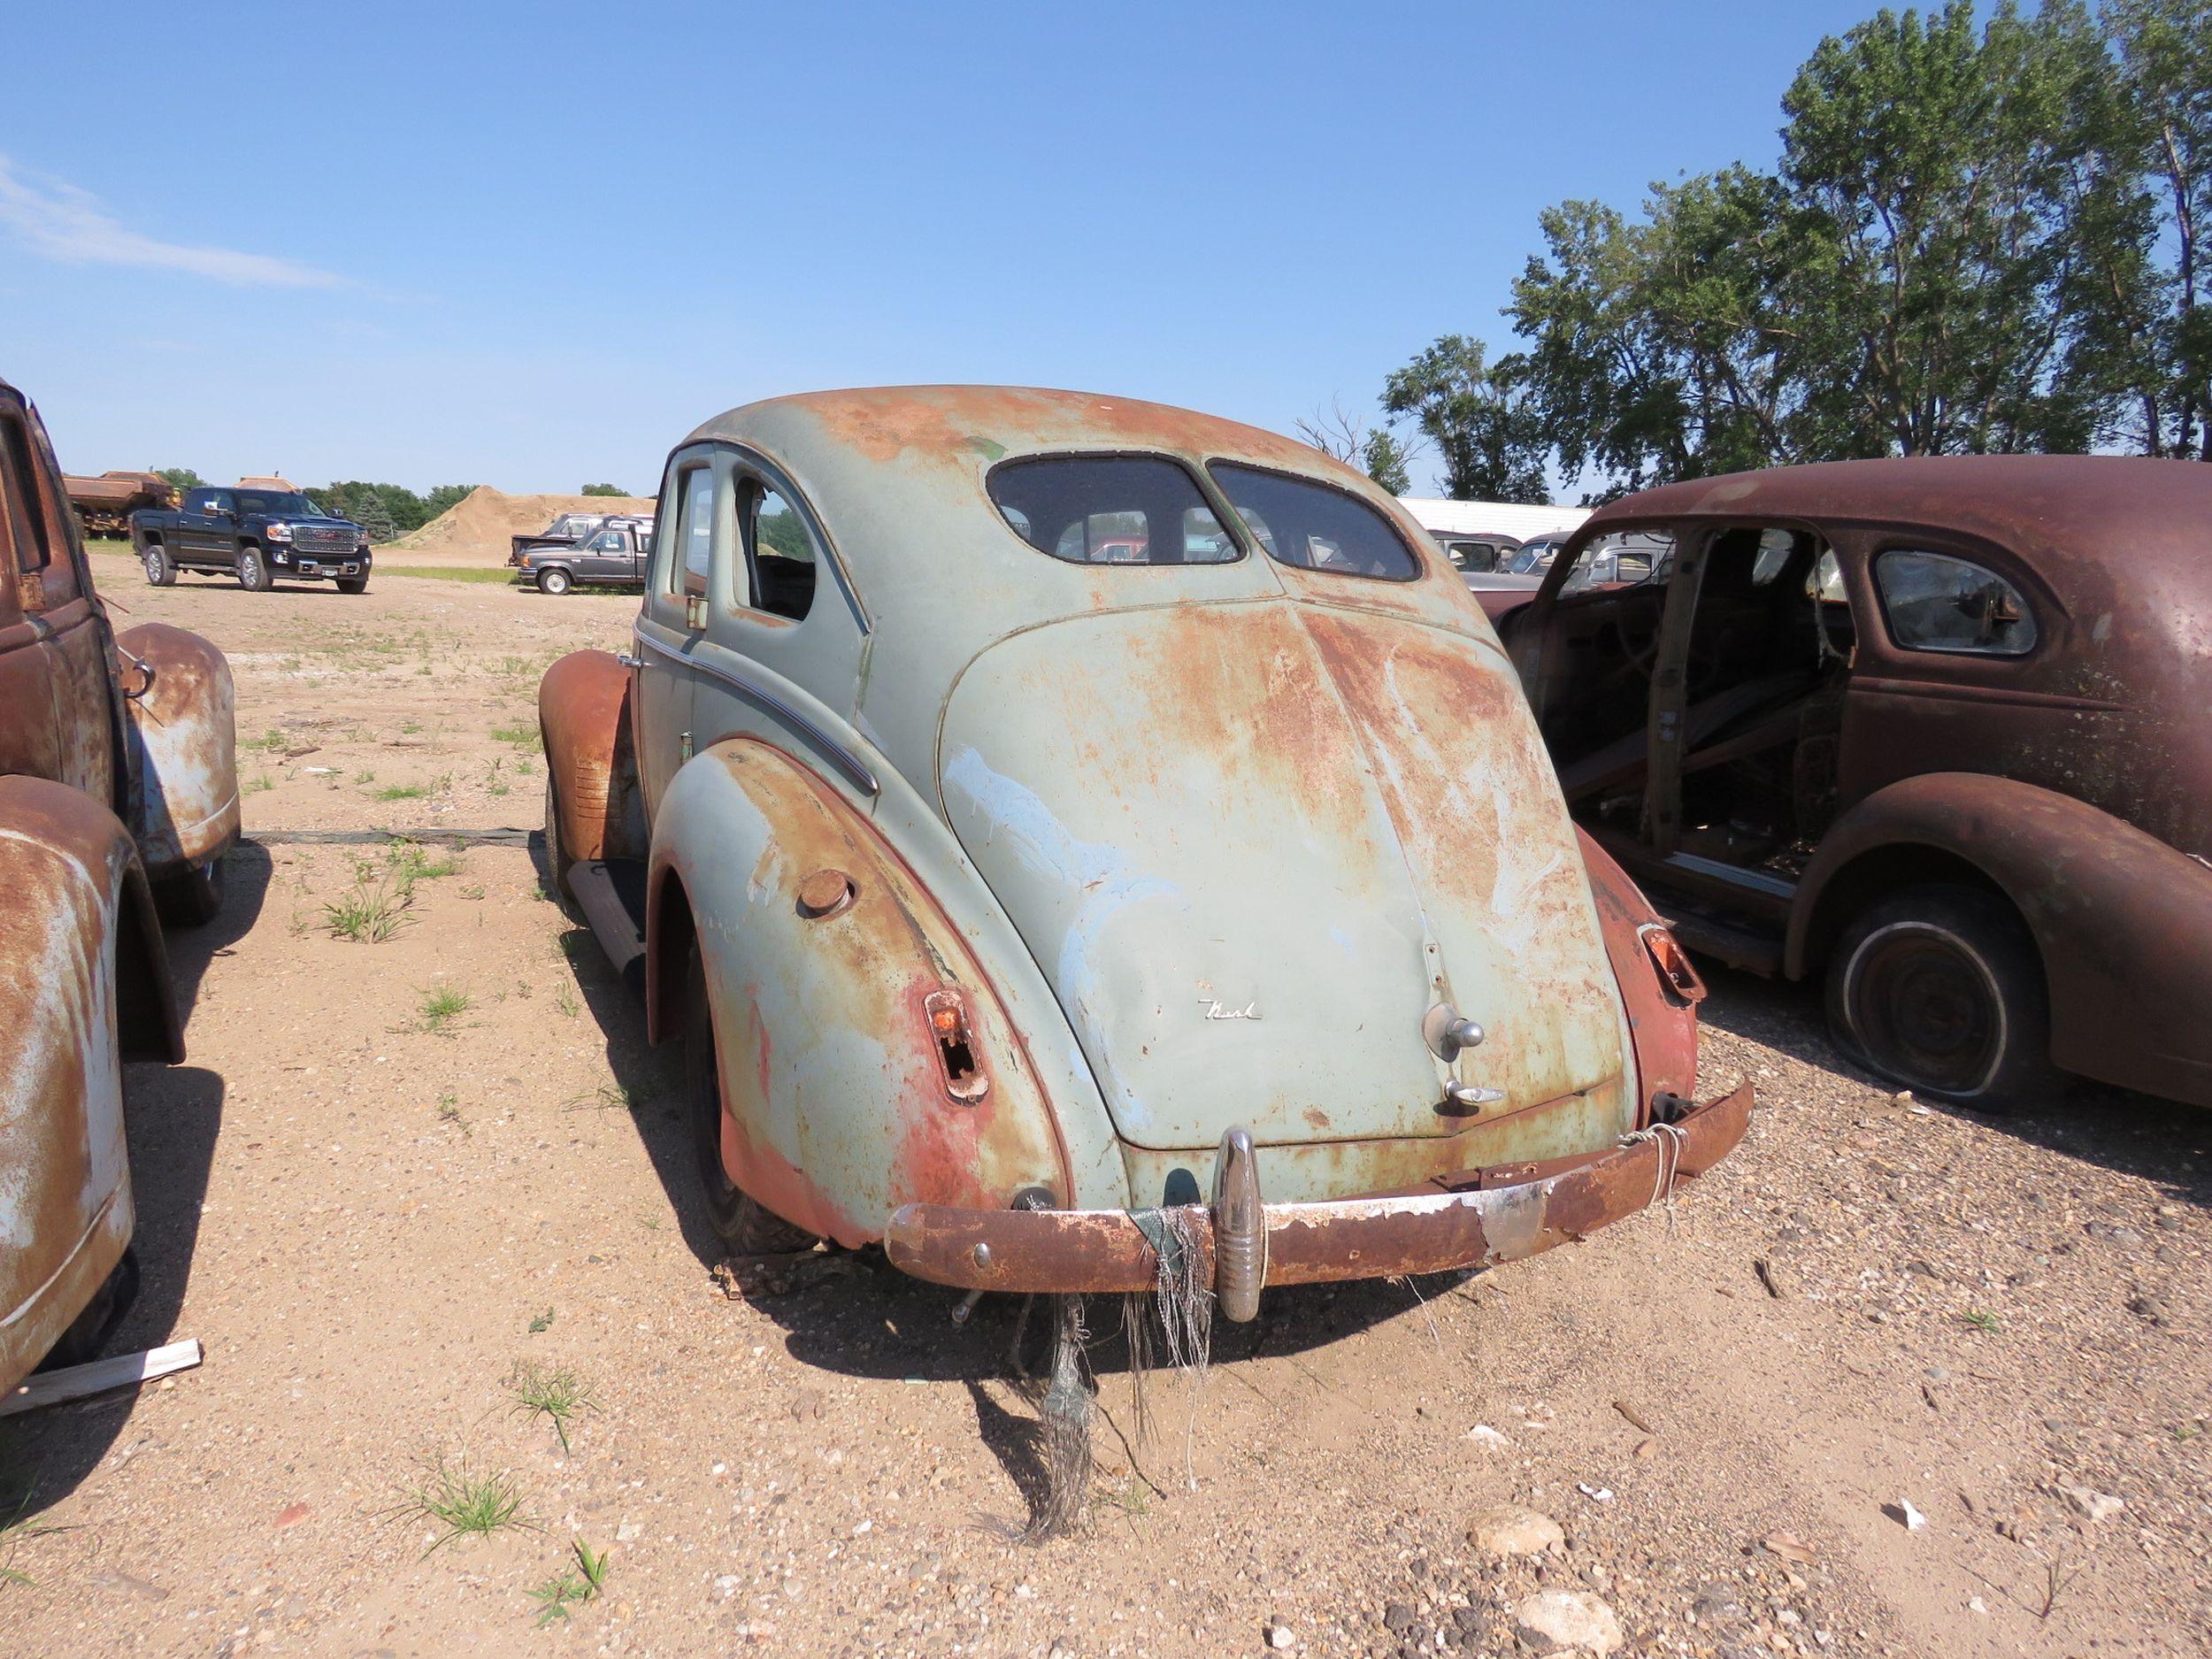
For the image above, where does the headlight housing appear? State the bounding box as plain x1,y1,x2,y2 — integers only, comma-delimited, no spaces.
265,522,293,542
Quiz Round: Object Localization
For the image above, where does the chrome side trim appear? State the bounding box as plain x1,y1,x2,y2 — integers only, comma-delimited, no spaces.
635,631,881,798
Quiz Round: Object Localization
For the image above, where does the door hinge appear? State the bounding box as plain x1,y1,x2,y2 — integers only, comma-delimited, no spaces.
680,730,693,764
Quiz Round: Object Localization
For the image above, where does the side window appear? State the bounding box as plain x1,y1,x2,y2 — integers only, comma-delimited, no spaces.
1875,549,2038,657
0,411,54,572
1208,462,1419,580
674,465,716,598
1562,530,1674,592
988,455,1236,565
739,480,819,622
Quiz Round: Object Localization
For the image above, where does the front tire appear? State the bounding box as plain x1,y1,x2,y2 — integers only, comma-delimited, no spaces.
684,944,817,1255
335,574,369,595
142,544,176,587
1824,885,2062,1110
236,545,273,592
153,857,226,928
537,567,572,596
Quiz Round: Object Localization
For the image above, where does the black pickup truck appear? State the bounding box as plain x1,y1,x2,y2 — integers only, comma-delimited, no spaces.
131,487,373,593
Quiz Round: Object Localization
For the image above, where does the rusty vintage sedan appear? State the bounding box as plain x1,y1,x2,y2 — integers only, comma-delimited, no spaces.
1490,457,2212,1112
1,374,238,1391
540,387,1747,1318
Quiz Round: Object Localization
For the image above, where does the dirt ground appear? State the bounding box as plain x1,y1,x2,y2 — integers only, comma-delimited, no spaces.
3,555,2206,1659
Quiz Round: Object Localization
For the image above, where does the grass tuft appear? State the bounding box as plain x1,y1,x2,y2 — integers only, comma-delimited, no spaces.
528,1539,610,1625
419,984,472,1033
373,781,427,802
406,1458,532,1555
325,878,412,943
1960,1308,2003,1333
507,1362,598,1455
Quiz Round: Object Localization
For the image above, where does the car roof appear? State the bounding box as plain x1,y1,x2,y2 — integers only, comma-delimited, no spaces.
1578,455,2212,580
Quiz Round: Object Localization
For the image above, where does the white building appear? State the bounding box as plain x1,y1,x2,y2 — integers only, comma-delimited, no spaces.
1398,496,1589,542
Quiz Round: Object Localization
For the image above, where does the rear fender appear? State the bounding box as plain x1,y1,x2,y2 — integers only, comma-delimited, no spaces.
115,623,239,879
0,776,176,1386
646,739,1075,1248
1788,772,2212,1106
538,649,648,864
1576,828,1701,1115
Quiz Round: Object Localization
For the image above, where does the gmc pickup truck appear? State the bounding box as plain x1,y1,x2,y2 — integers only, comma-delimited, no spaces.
130,486,373,593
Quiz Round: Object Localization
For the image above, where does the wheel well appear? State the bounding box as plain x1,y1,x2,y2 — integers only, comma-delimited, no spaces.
648,871,695,1043
1798,843,2008,976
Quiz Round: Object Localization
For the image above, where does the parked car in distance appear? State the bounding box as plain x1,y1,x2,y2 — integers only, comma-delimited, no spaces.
540,386,1748,1319
509,511,653,566
514,516,653,594
131,486,373,592
1493,456,2212,1110
1,373,239,1391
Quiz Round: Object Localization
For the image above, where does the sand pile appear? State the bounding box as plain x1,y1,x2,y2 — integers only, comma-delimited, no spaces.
386,486,656,565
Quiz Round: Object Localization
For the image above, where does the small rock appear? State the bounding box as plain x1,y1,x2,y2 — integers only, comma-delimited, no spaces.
1886,1498,1927,1532
1263,1619,1296,1649
1468,1505,1564,1557
2057,1485,2124,1523
1467,1424,1514,1449
790,1387,826,1421
1693,1584,1747,1626
1576,1482,1615,1504
1383,1601,1415,1634
274,1502,310,1528
2127,1292,2171,1327
1509,1589,1622,1656
1761,1531,1816,1565
1968,1596,1988,1614
615,1521,643,1542
1632,1438,1658,1460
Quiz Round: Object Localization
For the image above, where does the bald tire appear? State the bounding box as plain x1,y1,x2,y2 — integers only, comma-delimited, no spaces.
683,944,818,1255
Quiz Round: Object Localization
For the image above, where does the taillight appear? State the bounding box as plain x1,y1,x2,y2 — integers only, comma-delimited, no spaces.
1639,923,1707,1004
924,988,988,1102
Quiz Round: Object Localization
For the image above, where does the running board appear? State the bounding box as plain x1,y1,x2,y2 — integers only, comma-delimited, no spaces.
568,857,649,997
1660,908,1785,977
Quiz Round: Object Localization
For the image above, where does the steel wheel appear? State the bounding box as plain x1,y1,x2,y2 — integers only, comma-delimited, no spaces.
1825,885,2061,1110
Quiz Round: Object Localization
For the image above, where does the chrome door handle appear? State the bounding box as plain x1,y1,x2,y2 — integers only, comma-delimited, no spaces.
617,651,644,669
1441,1081,1507,1112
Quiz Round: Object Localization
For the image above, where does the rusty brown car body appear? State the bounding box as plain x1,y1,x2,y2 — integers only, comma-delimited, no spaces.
1,375,237,1391
1493,456,2212,1110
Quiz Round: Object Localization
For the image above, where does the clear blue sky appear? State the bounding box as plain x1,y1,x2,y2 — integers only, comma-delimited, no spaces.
0,0,1883,496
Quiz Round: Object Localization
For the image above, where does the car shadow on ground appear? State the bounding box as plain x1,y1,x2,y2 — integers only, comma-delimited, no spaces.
1695,961,2211,1210
1,845,265,1516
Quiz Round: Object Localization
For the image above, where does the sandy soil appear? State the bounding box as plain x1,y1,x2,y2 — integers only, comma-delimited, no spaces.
385,488,656,568
3,554,2205,1659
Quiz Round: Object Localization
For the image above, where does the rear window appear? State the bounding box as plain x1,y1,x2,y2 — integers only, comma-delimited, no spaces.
1208,463,1420,581
989,456,1236,565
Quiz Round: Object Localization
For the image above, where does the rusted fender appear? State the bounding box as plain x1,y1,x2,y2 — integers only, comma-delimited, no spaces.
1787,772,2212,1108
885,1079,1752,1294
114,622,238,879
0,776,179,1390
647,737,1079,1247
538,649,648,864
1577,827,1702,1116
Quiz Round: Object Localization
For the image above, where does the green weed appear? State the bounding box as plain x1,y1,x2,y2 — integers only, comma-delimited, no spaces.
374,781,427,802
527,1308,556,1334
418,985,471,1033
325,879,412,943
1961,1309,2002,1333
406,1459,531,1555
507,1362,597,1455
528,1539,610,1625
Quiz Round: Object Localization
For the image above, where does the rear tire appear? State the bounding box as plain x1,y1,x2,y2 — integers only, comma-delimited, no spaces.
142,545,175,587
37,1249,141,1372
1824,885,2062,1111
153,857,226,928
684,944,817,1255
541,775,576,916
537,567,572,596
236,545,273,592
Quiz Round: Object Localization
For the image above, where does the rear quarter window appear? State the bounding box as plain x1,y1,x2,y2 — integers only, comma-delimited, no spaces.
988,455,1236,565
1875,549,2039,657
1210,462,1421,581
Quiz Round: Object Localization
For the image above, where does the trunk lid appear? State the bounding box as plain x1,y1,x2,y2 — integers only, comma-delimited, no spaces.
937,599,1627,1152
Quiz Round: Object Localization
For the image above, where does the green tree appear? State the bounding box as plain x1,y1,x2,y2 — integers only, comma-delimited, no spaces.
580,483,626,497
1361,427,1413,494
153,466,204,493
1380,335,1548,502
422,484,477,518
2109,0,2212,456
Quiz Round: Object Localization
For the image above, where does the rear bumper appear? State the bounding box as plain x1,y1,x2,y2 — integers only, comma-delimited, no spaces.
886,1079,1753,1295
